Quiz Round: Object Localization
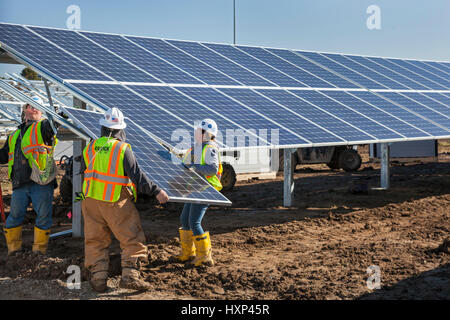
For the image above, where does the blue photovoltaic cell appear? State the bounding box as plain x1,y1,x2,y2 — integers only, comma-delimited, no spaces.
379,92,450,130
368,57,445,90
322,53,408,90
267,48,356,88
387,59,450,89
70,83,190,145
81,32,202,85
61,107,230,205
400,92,450,117
405,60,450,83
236,45,329,88
257,89,372,142
0,24,109,82
30,26,159,83
299,51,388,89
421,61,450,77
203,43,305,87
126,85,267,148
348,55,427,90
289,90,398,140
167,40,274,86
177,87,309,147
218,88,342,144
322,91,424,138
350,91,449,137
125,37,239,85
418,93,450,109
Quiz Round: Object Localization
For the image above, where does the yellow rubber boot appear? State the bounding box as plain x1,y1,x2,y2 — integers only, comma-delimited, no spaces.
174,228,196,262
191,232,214,267
32,226,50,254
4,226,23,255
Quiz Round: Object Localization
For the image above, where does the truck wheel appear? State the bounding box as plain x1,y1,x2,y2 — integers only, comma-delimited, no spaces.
326,159,340,170
338,149,362,172
278,151,298,172
59,174,73,204
220,163,236,192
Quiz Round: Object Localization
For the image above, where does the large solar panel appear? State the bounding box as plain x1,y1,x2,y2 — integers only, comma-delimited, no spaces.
322,91,426,138
125,36,240,85
167,40,274,87
62,107,231,206
0,24,108,82
386,58,450,89
346,55,428,90
298,51,387,90
204,43,306,87
321,53,410,90
406,60,450,83
176,86,310,147
234,45,329,88
0,22,448,153
80,32,202,85
365,57,447,90
350,91,449,137
268,49,356,89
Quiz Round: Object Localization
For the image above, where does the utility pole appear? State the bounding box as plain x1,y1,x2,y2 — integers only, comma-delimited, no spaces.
233,0,236,45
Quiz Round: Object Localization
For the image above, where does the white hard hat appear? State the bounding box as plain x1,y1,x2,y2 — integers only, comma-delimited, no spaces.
99,107,126,129
197,118,218,137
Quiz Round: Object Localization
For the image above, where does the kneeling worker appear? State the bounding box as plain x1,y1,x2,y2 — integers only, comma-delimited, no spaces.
81,107,169,292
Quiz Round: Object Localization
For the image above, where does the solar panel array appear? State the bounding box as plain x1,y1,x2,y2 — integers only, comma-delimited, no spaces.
61,107,232,206
0,22,448,153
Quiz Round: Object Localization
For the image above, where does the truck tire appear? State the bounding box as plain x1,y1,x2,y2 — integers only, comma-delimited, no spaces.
326,158,340,170
220,163,236,192
338,149,362,172
278,151,298,172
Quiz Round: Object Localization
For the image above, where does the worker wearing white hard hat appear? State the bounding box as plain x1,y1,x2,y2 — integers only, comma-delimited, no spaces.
80,107,169,292
1,94,58,257
174,118,223,267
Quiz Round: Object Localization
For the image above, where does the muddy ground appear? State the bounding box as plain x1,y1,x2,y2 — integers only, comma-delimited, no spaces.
0,143,449,300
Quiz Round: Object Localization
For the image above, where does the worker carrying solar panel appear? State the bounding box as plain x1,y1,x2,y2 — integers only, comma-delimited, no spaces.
174,118,222,267
79,107,169,293
1,96,58,257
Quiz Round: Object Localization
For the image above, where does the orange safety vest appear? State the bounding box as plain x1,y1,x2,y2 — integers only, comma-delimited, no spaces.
82,137,137,202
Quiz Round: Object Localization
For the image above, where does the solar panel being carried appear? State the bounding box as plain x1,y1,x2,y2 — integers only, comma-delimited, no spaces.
62,107,232,206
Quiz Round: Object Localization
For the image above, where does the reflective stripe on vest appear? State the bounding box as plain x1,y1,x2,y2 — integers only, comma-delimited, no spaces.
7,121,56,180
82,137,136,202
182,143,223,191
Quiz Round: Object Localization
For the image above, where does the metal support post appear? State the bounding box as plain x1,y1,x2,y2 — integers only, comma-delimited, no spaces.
380,143,390,190
283,148,295,207
72,139,84,237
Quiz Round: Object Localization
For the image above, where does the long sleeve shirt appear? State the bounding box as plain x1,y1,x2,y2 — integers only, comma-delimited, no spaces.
80,128,161,197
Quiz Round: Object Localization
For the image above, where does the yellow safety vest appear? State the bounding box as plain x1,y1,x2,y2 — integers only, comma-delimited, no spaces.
183,143,223,191
7,121,57,179
82,137,137,202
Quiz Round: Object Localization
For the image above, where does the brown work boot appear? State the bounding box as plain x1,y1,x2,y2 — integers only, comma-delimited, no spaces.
119,267,151,291
89,270,108,293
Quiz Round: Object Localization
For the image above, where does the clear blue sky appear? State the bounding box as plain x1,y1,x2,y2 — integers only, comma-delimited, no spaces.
1,0,449,75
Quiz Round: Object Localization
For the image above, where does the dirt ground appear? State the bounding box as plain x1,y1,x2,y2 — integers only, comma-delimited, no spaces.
0,142,449,300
